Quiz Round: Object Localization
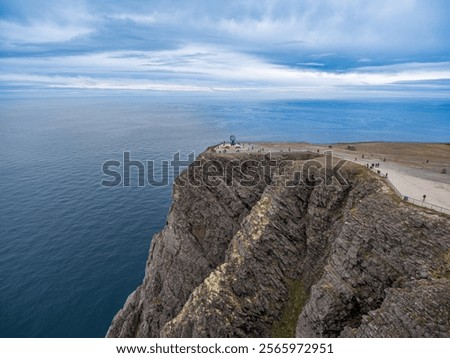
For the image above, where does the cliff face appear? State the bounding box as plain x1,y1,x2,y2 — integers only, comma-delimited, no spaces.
107,151,450,338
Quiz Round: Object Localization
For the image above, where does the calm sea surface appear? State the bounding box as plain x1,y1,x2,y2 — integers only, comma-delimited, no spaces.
0,93,449,337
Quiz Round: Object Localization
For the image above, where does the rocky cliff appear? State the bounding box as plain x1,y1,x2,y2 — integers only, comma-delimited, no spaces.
107,150,450,338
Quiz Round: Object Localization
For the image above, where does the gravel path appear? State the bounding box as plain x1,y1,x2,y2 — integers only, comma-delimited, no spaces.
331,151,450,211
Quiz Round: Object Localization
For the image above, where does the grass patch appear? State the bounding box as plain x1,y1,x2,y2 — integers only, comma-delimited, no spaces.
345,162,376,182
433,249,450,279
271,279,309,338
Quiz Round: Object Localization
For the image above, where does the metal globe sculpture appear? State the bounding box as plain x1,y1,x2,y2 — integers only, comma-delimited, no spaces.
230,135,236,145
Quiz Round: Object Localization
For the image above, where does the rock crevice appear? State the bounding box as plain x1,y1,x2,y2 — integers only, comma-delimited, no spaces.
108,151,450,338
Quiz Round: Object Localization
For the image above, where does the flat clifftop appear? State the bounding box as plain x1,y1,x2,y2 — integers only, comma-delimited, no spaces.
209,141,450,211
108,147,450,338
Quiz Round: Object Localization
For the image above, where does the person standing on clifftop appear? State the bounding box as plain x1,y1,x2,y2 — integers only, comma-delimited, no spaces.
423,194,427,201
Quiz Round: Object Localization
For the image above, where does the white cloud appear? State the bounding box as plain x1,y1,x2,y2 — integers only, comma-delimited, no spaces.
0,1,93,44
107,12,170,24
2,45,450,96
208,0,440,52
0,73,211,91
0,20,92,43
296,63,325,67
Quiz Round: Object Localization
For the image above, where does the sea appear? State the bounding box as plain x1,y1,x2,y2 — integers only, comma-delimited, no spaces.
0,92,449,337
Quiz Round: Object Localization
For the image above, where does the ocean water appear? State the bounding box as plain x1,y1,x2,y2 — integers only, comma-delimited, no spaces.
0,93,449,337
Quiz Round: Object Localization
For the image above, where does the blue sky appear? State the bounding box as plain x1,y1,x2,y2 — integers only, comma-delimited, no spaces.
1,0,450,97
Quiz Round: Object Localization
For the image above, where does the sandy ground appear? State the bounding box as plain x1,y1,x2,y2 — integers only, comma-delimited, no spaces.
212,141,450,212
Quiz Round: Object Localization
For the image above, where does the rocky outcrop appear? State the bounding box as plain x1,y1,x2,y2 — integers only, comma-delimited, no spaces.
107,150,450,338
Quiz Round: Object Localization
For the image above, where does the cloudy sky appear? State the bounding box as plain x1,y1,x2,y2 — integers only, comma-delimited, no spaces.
1,0,450,97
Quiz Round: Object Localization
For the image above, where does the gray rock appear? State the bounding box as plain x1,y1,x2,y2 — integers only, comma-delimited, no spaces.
107,151,450,338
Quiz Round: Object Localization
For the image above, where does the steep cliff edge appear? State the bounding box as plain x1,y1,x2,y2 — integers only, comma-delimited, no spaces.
107,150,450,338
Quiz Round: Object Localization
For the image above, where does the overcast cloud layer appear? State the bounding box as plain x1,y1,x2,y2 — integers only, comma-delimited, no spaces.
1,0,450,97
